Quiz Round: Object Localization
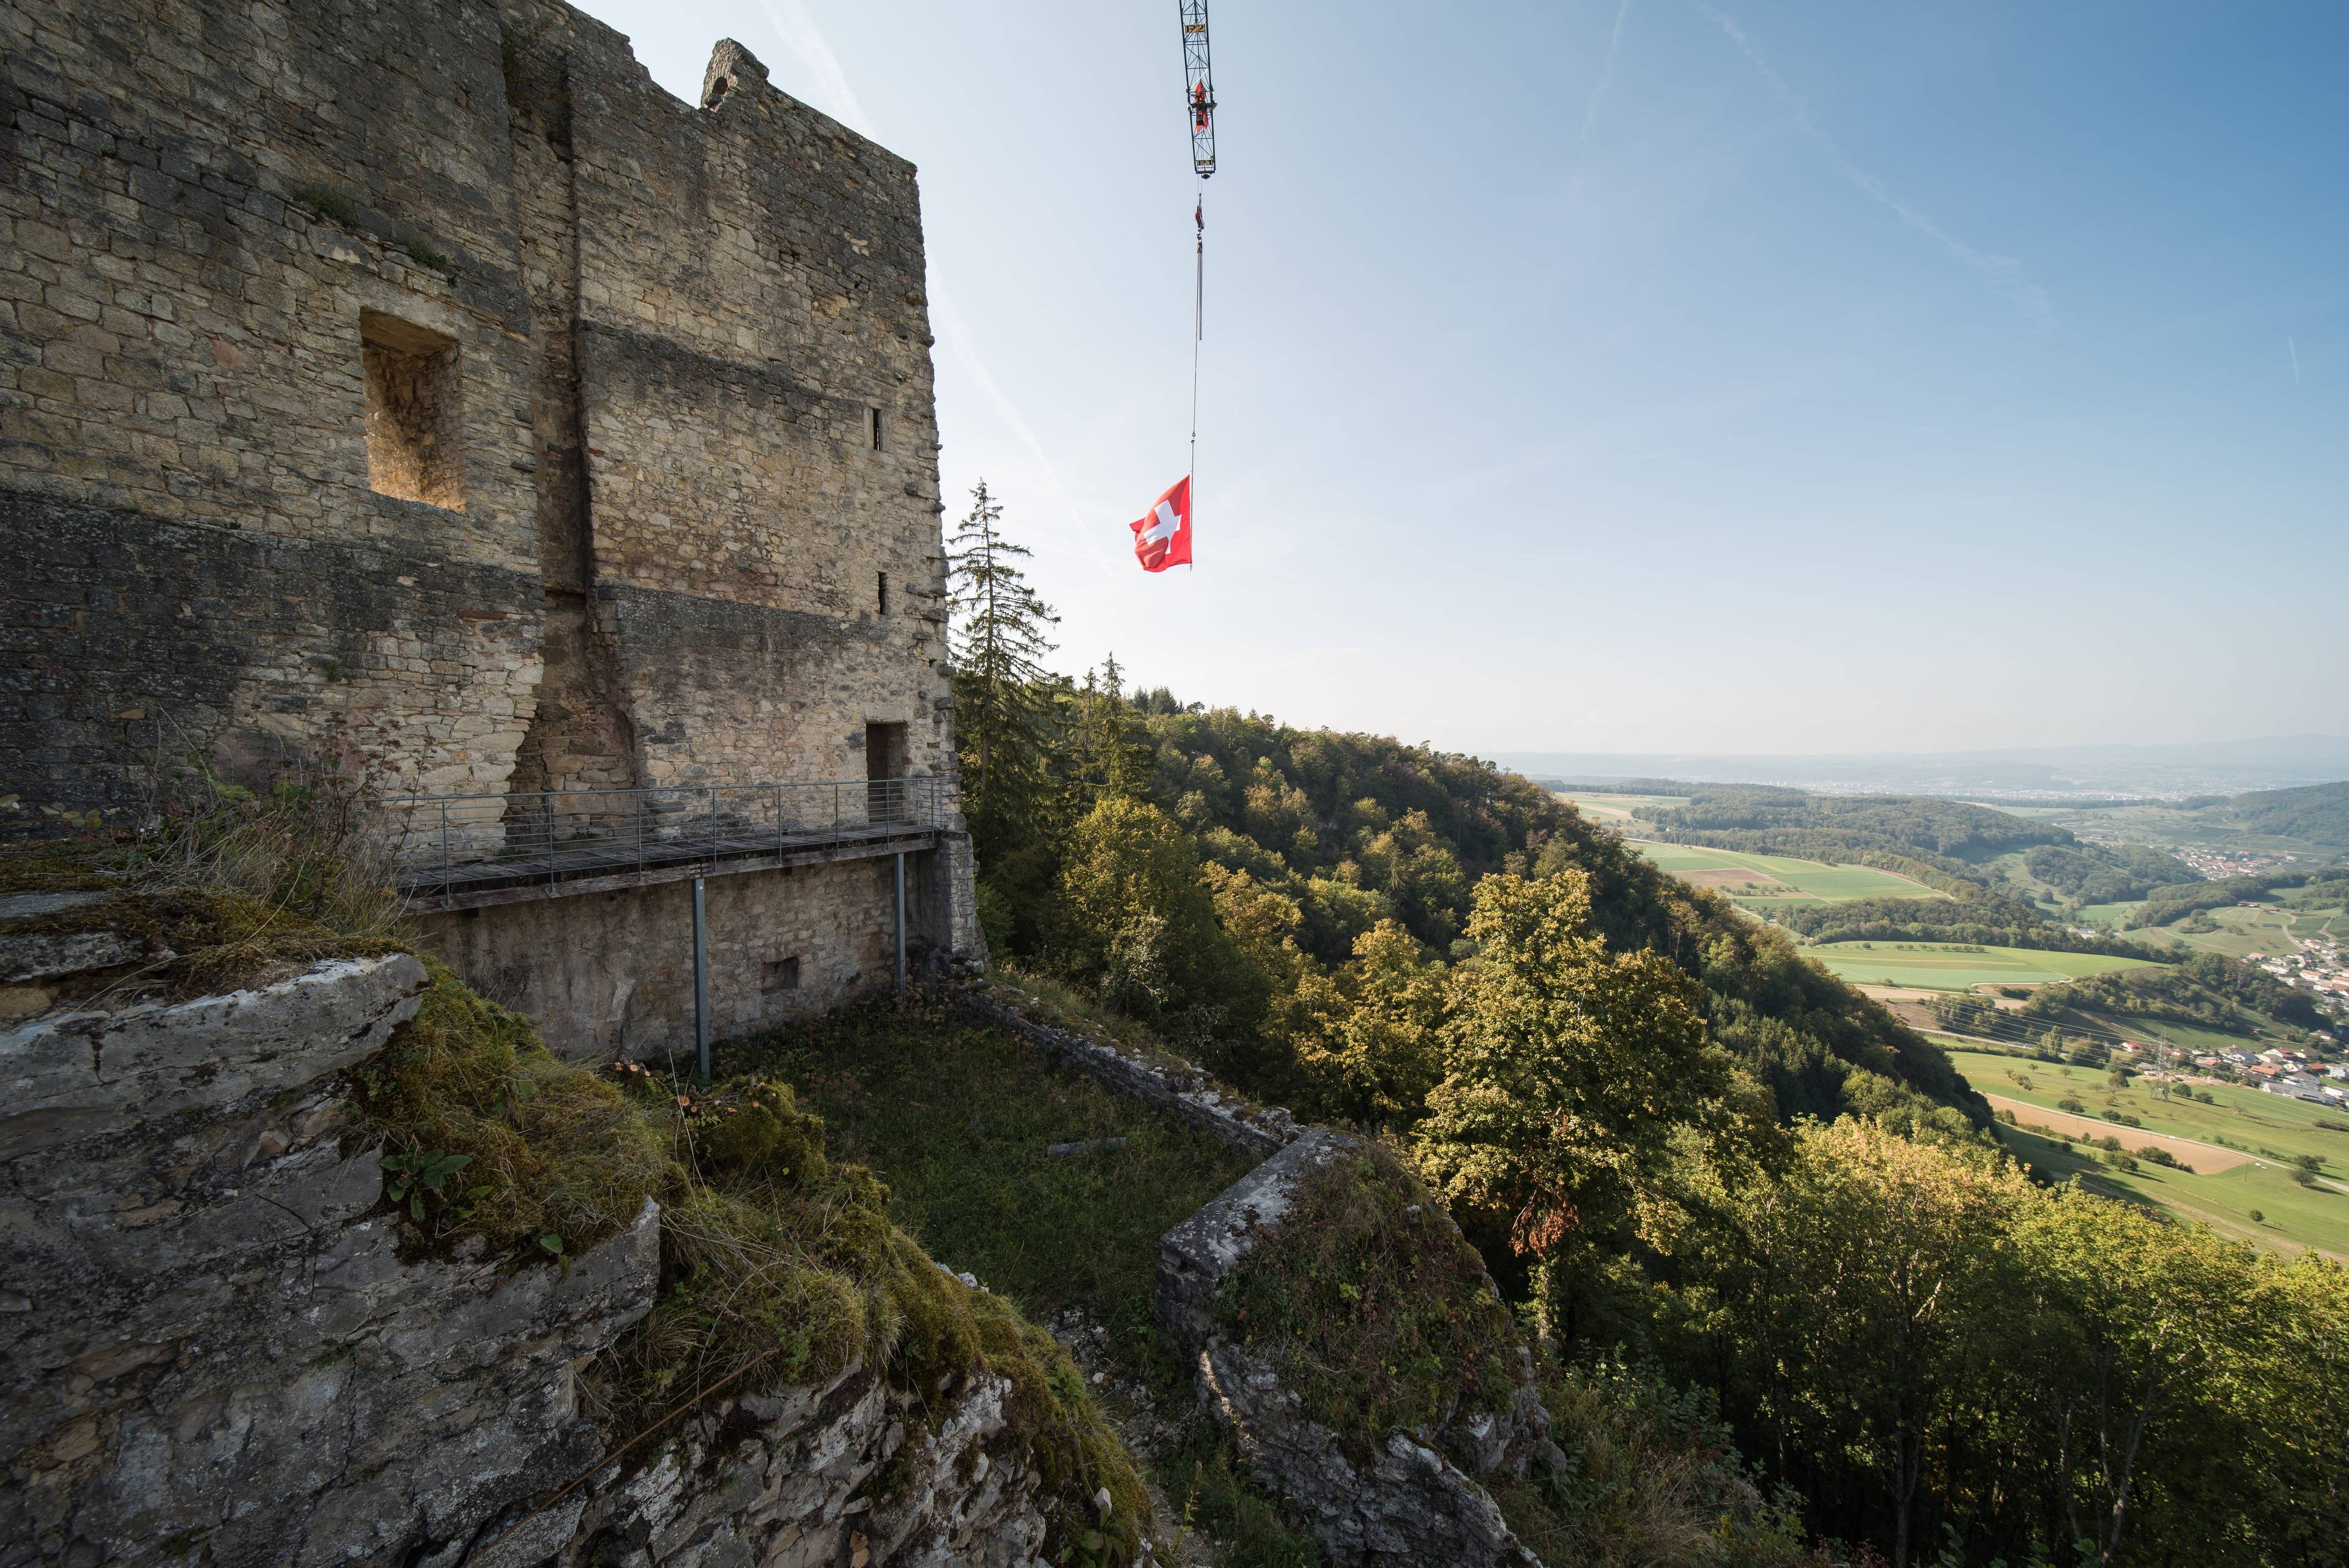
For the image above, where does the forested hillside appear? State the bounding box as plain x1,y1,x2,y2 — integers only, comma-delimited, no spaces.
2128,871,2312,929
948,486,1978,1134
1617,782,2229,959
2025,839,2195,902
2026,949,2330,1033
2230,778,2349,842
945,491,2349,1567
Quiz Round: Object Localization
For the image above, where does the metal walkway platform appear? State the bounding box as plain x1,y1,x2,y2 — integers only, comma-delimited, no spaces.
387,779,946,912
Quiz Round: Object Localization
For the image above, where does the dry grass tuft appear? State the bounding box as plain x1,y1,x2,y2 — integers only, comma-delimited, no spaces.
1,758,409,996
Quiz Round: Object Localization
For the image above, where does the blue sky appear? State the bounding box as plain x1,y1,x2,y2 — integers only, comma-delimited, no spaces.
579,1,2345,756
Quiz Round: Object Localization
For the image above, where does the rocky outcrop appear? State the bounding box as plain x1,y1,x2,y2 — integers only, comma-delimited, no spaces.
0,953,429,1159
0,934,1070,1567
0,948,655,1567
1157,1132,1548,1568
560,1359,1060,1568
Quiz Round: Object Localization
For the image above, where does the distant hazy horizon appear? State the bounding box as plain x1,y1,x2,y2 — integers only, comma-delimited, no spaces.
577,1,2347,756
1491,734,2349,800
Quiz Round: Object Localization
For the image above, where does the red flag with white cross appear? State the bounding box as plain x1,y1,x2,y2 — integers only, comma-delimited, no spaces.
1129,477,1193,573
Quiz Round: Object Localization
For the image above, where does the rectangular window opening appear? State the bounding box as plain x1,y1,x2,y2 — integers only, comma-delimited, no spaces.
869,406,884,450
877,570,889,615
360,309,465,510
762,956,801,995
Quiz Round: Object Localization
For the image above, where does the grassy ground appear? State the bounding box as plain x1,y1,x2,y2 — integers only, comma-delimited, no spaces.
716,1003,1322,1567
1806,941,2156,990
1628,842,1942,907
716,1003,1255,1364
1954,1047,2349,1256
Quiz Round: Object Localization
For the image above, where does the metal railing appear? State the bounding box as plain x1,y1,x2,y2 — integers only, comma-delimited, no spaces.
383,777,946,908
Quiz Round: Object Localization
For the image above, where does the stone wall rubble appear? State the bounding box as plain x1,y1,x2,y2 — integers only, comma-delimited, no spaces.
1156,1131,1551,1568
940,984,1558,1568
948,984,1301,1161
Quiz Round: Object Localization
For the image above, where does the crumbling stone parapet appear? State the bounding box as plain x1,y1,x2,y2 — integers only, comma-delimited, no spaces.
946,983,1302,1159
1156,1131,1551,1568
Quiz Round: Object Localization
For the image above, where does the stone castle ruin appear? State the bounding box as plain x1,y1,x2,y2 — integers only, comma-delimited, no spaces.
1,0,982,1053
0,11,1575,1562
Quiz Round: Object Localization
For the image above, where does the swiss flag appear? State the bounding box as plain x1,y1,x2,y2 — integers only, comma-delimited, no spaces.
1130,476,1192,573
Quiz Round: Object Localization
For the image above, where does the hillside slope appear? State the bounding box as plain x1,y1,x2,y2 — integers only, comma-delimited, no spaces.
1120,704,1986,1128
2230,778,2349,844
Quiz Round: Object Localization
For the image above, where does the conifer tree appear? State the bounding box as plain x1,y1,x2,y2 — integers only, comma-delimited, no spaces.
1070,653,1156,807
946,480,1059,854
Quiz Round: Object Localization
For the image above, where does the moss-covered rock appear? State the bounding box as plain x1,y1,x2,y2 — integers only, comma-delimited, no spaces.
585,1067,1149,1567
1222,1139,1532,1473
344,956,678,1259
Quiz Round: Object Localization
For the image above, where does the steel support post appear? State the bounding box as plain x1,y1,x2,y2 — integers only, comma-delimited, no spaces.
692,874,711,1083
893,850,907,1002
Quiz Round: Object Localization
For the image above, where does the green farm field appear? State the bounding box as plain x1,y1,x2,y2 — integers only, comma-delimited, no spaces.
1625,841,1942,907
1553,791,1690,823
1808,941,2155,990
1992,1123,2348,1258
2142,896,2348,960
1951,1047,2349,1255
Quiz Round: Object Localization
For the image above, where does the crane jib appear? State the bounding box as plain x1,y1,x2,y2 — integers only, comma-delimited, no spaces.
1178,0,1216,179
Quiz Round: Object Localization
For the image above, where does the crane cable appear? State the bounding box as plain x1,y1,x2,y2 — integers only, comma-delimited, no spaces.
1190,196,1203,487
1180,2,1215,569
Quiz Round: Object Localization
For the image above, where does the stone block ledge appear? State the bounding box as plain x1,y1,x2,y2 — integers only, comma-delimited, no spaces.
0,951,429,1161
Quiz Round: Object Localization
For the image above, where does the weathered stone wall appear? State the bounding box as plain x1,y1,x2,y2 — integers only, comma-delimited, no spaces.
420,850,963,1060
1,0,981,1009
2,0,953,807
1,492,544,803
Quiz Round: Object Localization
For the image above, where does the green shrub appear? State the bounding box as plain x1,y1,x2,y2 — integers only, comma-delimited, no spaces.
1524,1356,1812,1567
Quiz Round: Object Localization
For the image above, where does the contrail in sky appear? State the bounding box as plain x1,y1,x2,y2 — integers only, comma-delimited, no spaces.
2290,337,2301,385
751,2,1109,571
929,287,1115,574
754,0,872,133
1581,0,1634,144
1699,6,2052,327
